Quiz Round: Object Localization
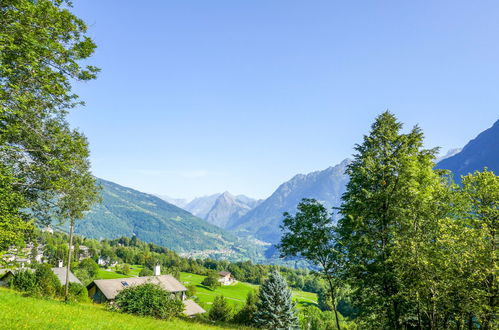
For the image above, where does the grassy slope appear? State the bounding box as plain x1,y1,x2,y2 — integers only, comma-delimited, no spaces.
180,272,317,310
0,288,233,330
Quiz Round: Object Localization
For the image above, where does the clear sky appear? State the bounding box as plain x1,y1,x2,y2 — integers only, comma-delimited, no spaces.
68,0,499,199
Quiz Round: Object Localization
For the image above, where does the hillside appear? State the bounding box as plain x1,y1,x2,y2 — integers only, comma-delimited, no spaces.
0,288,230,330
228,159,350,243
436,119,499,179
73,179,241,254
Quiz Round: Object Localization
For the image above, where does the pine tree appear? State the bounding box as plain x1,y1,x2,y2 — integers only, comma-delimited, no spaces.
254,270,299,330
209,295,232,322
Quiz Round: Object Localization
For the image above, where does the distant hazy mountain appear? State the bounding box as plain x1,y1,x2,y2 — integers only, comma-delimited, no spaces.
436,148,462,162
204,192,258,229
228,159,351,243
183,194,221,219
74,179,240,253
155,195,191,208
436,119,499,179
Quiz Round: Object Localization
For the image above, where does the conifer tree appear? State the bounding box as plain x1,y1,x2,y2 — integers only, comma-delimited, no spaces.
209,295,232,322
254,270,299,330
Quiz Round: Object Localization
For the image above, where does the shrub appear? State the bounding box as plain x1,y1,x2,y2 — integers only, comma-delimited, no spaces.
186,284,197,298
10,269,37,293
138,267,153,277
118,264,130,275
209,295,232,322
232,289,258,325
201,273,221,290
67,282,90,303
113,283,184,320
34,263,61,298
78,258,100,278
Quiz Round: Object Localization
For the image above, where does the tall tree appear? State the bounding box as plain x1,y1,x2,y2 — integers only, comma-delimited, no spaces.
254,270,299,330
337,111,446,329
0,0,99,248
461,170,498,330
279,198,342,330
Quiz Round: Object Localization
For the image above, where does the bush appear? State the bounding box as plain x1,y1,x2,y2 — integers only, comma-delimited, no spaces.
201,273,221,290
232,289,258,325
118,263,130,275
34,263,61,298
209,295,232,322
67,282,90,303
113,283,184,320
10,269,37,293
186,284,197,298
78,258,99,278
138,267,153,277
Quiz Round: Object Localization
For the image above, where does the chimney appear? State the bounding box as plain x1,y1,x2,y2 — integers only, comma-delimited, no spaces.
58,260,63,268
154,263,161,276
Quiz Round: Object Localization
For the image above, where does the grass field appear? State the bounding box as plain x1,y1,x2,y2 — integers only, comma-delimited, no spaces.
180,272,317,311
0,288,247,329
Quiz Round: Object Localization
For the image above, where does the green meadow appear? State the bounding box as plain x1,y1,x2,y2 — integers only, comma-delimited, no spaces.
0,288,244,329
180,272,317,311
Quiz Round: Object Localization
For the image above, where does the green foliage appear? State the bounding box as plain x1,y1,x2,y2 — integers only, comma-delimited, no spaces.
299,306,347,330
279,198,342,329
118,263,131,275
34,263,61,298
113,283,184,320
77,258,99,278
138,267,153,277
66,282,89,303
202,272,221,290
0,0,100,234
10,269,37,292
186,284,197,298
208,295,232,322
232,289,258,325
254,270,299,329
0,165,34,251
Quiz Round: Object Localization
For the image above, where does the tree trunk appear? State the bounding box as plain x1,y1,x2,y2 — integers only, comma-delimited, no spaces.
65,218,74,299
326,275,341,330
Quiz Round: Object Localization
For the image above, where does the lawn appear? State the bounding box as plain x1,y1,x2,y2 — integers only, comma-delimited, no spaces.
0,288,243,329
96,265,144,279
180,272,317,310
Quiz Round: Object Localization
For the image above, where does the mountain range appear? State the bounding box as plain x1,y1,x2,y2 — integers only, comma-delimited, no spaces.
158,192,261,229
227,159,351,243
436,119,498,180
72,179,263,259
66,118,497,259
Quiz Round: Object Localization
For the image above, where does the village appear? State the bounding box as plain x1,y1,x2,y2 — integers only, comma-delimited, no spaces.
0,240,239,318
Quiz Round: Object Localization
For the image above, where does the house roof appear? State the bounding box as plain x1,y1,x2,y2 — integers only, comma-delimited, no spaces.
219,271,231,277
183,299,206,316
89,275,187,300
0,267,81,285
51,267,82,285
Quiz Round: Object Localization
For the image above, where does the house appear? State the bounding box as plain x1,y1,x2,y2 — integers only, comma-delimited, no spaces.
97,256,117,267
87,265,205,317
218,271,235,285
0,261,81,286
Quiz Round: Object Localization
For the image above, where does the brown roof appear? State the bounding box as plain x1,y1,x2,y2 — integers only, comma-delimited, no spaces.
183,299,206,316
219,271,231,276
90,275,187,300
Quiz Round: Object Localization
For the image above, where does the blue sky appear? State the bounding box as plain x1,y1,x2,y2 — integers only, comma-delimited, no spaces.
69,1,499,199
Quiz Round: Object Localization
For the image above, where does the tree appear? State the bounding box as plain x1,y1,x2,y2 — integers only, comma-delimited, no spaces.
254,270,299,329
337,112,450,329
209,295,232,322
138,267,154,277
233,289,258,325
0,0,99,250
461,170,498,330
113,283,184,320
279,198,342,330
202,272,221,290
